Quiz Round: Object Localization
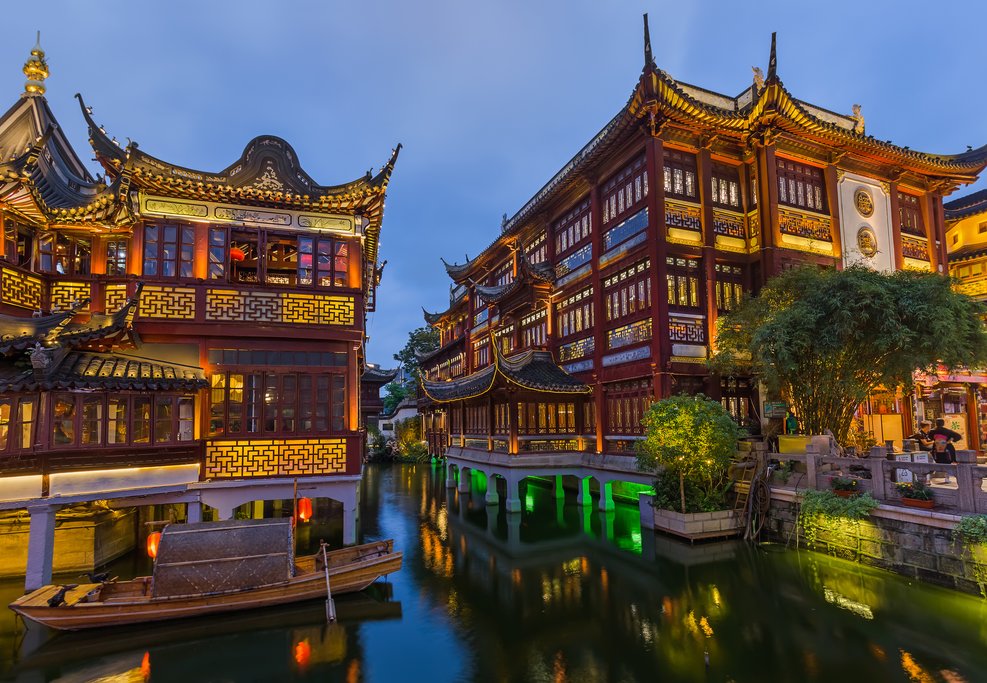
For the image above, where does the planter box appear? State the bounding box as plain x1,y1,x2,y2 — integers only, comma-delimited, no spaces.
832,489,860,498
778,435,812,454
649,505,744,541
900,497,935,510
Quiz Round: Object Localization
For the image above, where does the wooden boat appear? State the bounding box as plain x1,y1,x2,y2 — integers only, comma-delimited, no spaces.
9,518,402,631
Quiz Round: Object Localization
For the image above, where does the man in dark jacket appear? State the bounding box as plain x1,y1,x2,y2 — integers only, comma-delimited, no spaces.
930,418,962,464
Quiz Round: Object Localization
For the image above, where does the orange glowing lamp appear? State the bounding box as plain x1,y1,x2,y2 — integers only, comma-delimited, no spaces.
297,497,313,523
229,247,246,262
294,639,311,668
146,531,161,559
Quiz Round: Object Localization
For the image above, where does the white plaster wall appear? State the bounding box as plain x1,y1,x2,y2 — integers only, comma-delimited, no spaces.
837,172,895,272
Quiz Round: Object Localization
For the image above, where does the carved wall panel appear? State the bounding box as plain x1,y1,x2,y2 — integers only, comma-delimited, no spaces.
139,285,197,318
50,281,90,311
1,268,42,310
204,438,348,478
104,284,129,312
778,208,832,242
205,289,355,326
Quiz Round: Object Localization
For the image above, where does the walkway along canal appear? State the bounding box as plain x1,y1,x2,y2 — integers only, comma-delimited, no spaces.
3,462,987,682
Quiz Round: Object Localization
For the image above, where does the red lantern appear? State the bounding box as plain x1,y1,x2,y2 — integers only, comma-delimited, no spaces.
294,639,311,668
229,247,246,262
146,531,161,559
297,497,313,523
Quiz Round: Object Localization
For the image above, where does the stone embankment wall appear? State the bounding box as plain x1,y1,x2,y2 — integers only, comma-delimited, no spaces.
765,492,986,596
0,507,135,578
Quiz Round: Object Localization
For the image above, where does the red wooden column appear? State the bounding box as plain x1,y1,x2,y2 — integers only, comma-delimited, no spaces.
0,213,6,261
697,148,717,354
919,192,940,272
645,135,670,399
888,181,905,271
755,145,781,281
487,393,495,452
933,194,949,272
823,164,843,265
508,389,519,455
588,181,606,454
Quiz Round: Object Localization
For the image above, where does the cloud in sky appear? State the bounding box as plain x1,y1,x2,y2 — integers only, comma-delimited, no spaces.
1,0,984,365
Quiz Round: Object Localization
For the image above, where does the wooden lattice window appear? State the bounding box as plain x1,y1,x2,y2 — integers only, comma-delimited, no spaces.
776,158,826,212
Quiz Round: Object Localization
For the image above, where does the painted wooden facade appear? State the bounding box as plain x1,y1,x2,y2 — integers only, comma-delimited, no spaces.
0,39,398,491
420,17,987,459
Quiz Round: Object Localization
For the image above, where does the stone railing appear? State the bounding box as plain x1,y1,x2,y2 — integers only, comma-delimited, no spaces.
769,442,987,514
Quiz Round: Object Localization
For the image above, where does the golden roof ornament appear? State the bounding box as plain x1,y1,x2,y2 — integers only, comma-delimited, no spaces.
752,66,765,93
851,103,865,135
23,31,49,97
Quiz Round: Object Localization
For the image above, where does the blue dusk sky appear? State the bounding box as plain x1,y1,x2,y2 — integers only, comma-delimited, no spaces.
1,1,984,365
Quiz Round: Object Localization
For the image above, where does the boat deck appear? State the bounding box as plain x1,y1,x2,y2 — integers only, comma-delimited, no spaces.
16,584,102,608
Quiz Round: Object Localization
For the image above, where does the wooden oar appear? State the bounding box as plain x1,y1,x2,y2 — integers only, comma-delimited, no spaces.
321,542,336,623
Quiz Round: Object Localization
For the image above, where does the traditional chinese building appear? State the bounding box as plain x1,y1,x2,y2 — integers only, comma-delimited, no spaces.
361,363,398,432
0,38,398,588
419,16,987,504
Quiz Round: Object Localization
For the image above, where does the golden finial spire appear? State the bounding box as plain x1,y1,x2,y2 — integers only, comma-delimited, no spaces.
23,31,49,97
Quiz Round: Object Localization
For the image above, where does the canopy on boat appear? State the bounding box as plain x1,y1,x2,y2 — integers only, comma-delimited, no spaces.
152,518,294,599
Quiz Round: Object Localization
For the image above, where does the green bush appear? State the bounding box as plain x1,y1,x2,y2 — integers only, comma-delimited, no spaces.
953,515,987,546
637,394,740,513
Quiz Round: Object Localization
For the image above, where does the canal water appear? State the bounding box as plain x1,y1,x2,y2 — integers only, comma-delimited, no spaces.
3,462,987,682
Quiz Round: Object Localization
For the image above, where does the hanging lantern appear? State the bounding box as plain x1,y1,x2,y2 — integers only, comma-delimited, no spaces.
146,531,161,559
229,246,246,262
297,497,313,523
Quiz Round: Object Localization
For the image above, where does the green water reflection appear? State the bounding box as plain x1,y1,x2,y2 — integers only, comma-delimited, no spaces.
2,462,987,682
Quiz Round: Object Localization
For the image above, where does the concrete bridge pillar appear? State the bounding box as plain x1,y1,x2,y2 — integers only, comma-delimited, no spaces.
554,475,564,498
598,481,615,512
186,502,202,523
25,505,58,592
445,464,457,488
343,501,358,546
457,468,471,494
505,475,522,514
576,477,591,507
215,505,235,521
485,474,499,506
507,510,521,547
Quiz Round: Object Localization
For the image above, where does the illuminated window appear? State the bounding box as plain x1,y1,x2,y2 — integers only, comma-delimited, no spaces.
143,223,194,279
603,156,648,225
554,198,592,257
666,256,701,308
711,163,742,209
105,239,129,276
898,193,924,237
776,159,826,212
39,233,91,276
663,149,698,202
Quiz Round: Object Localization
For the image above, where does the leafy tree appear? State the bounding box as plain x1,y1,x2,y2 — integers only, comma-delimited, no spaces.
713,265,987,443
382,382,409,413
393,326,440,385
637,394,740,513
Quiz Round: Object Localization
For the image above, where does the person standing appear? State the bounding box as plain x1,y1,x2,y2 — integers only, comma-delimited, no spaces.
930,417,962,463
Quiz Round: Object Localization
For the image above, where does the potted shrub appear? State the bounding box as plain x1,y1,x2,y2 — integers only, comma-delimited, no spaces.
637,394,742,540
830,476,861,498
896,481,935,509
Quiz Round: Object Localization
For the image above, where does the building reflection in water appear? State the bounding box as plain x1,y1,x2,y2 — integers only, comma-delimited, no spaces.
404,463,987,683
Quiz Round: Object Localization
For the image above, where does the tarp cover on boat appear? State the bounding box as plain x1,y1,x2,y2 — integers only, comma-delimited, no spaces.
152,518,294,599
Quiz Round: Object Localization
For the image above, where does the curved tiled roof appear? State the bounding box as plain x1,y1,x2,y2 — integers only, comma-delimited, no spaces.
436,18,987,285
0,350,207,392
421,349,589,403
945,188,987,221
0,284,141,354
